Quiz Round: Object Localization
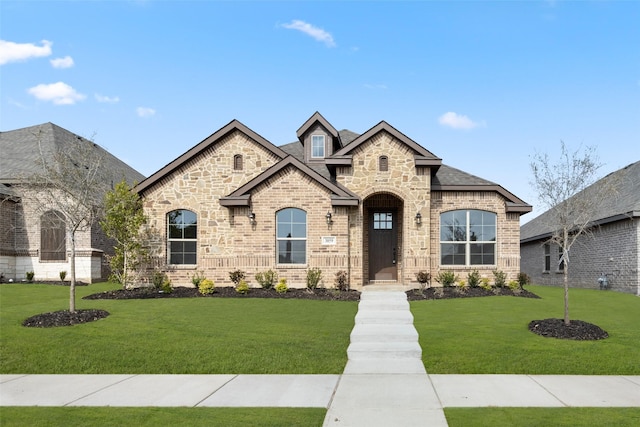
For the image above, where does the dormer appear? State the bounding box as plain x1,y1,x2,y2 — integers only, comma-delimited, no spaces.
296,112,340,163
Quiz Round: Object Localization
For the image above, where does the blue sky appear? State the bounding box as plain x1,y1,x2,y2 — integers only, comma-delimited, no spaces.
1,0,638,223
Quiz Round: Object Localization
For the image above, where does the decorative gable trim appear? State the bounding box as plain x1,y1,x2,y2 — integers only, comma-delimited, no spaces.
330,121,442,171
432,184,532,213
220,156,360,207
296,111,339,142
136,119,286,195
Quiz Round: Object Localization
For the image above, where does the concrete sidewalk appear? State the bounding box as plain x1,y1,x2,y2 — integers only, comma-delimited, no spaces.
2,373,639,408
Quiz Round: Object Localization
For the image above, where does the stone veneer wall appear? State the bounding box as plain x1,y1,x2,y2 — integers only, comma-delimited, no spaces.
430,191,522,283
335,131,431,286
0,198,17,280
521,218,639,295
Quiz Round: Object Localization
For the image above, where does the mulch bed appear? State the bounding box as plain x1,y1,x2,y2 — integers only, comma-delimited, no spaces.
83,286,362,301
528,318,609,340
406,286,540,301
23,309,110,328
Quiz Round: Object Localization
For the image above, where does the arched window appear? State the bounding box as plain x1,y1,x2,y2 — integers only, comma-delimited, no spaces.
276,208,306,264
41,210,66,261
167,209,197,265
379,156,388,172
233,154,243,171
440,210,496,266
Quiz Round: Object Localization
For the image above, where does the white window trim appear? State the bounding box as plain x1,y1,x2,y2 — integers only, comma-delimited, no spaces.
167,210,197,266
439,210,497,267
276,208,307,265
311,135,325,159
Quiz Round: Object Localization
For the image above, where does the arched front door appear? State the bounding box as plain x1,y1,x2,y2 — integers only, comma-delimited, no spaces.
364,193,403,282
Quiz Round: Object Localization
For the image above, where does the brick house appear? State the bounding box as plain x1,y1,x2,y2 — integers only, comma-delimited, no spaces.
136,112,531,289
521,160,639,295
0,123,144,283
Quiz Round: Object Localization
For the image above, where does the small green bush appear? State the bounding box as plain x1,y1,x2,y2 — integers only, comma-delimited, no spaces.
435,271,457,287
152,271,166,289
456,280,468,292
275,278,288,294
26,271,34,282
508,280,520,291
161,278,173,294
255,269,278,289
191,271,206,288
306,267,322,290
198,279,215,295
493,269,507,288
334,270,349,291
517,272,531,288
480,277,493,291
59,271,67,282
235,279,249,294
467,269,481,288
229,270,246,286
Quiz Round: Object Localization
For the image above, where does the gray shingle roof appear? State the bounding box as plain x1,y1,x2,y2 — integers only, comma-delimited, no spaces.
521,160,640,242
0,122,144,186
432,164,498,187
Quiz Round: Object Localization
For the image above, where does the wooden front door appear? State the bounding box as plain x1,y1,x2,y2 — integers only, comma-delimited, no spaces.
369,210,398,280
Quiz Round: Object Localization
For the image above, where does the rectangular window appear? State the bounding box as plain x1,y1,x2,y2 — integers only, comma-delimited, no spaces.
373,212,393,230
167,209,197,265
440,210,496,266
544,244,551,272
311,135,325,158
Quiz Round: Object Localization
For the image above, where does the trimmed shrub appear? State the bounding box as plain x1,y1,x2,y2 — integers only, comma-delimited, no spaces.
229,270,246,286
306,267,322,290
493,269,507,288
152,271,166,290
59,271,67,282
480,277,493,291
275,278,288,294
508,280,520,291
255,269,278,289
235,279,249,294
467,269,481,288
517,272,531,288
191,271,206,288
334,270,349,291
26,271,34,282
198,279,215,295
435,271,458,287
161,278,172,294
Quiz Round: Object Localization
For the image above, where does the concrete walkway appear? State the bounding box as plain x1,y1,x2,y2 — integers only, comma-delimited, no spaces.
2,284,639,425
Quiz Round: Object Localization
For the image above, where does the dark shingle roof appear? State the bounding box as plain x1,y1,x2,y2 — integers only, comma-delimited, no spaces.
0,122,144,185
521,160,640,242
339,129,360,146
432,164,497,187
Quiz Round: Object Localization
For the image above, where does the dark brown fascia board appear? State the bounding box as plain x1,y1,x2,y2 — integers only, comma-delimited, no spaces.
325,155,353,166
330,195,360,206
433,184,532,213
136,119,287,195
219,195,251,207
333,121,441,162
221,156,360,206
414,156,443,170
296,111,339,141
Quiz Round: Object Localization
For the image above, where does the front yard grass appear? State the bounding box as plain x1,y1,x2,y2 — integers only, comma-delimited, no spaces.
0,282,357,374
411,285,640,374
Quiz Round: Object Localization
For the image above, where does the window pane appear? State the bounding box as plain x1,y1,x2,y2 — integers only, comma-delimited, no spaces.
441,243,465,265
291,209,306,223
278,240,306,264
183,225,197,239
291,224,306,238
277,224,292,238
184,254,197,264
182,210,197,226
470,243,495,265
312,135,325,157
169,225,182,239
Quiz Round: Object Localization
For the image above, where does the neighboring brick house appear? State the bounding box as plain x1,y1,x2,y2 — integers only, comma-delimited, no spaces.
520,161,639,295
0,123,144,283
136,112,532,289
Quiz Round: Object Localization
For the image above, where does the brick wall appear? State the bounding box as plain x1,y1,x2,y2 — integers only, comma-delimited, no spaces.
521,218,639,294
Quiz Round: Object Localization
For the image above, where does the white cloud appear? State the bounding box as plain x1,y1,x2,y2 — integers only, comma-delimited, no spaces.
438,112,485,130
0,39,53,65
281,20,336,47
27,82,86,105
50,55,74,69
95,94,120,103
136,107,156,118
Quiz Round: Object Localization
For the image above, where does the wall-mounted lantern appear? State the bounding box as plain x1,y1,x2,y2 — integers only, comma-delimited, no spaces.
415,212,422,225
248,212,256,225
326,211,333,225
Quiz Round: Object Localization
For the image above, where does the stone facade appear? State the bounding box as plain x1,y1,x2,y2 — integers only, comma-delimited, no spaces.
138,114,531,289
521,218,639,295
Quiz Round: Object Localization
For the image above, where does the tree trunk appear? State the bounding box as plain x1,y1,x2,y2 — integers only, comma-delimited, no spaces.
69,231,76,313
563,229,569,326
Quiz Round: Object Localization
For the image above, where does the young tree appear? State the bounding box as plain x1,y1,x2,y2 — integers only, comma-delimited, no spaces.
100,180,147,288
25,129,112,312
530,141,613,326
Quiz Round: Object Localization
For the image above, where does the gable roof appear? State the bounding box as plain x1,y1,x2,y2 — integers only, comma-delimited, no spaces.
0,122,144,186
521,160,640,243
329,120,442,170
296,111,339,142
220,156,359,207
136,119,288,194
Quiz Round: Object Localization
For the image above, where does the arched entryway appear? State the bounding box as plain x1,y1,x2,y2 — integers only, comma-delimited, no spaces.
364,193,404,283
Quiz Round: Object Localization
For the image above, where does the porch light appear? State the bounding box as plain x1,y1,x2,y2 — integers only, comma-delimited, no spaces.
326,211,333,225
248,212,256,224
415,212,422,225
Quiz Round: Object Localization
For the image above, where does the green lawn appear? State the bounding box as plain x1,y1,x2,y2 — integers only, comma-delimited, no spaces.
445,408,640,427
411,285,640,374
0,407,325,427
0,282,357,374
